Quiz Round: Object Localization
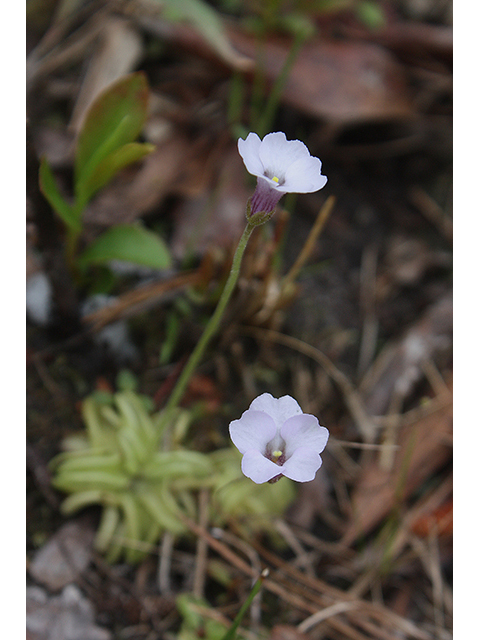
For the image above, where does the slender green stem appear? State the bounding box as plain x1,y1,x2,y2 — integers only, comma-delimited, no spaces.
256,31,306,138
161,220,256,423
220,569,268,640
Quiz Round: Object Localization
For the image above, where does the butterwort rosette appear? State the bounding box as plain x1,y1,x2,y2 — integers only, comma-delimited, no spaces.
238,132,328,224
229,393,329,484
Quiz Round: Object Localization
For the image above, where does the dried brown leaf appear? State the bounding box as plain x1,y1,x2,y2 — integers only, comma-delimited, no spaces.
228,30,414,124
342,389,452,545
170,146,250,259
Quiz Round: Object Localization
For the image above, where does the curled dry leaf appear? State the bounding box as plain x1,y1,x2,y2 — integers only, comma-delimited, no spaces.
228,30,414,125
342,382,452,545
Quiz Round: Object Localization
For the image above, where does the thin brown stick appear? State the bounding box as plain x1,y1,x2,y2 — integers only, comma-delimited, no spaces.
357,243,379,378
82,270,201,332
157,531,175,594
409,186,453,243
251,537,433,640
180,515,370,640
297,601,360,633
281,195,336,293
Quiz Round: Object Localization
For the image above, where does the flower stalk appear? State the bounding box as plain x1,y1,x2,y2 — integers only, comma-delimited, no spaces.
160,219,257,425
159,131,328,437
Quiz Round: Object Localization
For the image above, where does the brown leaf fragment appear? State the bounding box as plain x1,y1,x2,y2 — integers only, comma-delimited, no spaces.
343,21,453,64
228,30,414,124
342,390,452,545
410,498,453,538
170,146,250,260
28,520,95,591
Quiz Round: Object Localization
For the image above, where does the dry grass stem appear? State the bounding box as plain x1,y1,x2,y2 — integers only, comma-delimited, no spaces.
281,195,336,293
357,242,379,378
242,326,377,442
274,520,317,578
157,531,175,594
192,489,210,599
82,271,201,332
297,601,361,632
409,186,453,242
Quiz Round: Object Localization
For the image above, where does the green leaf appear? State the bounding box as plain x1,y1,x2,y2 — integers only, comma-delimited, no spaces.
79,224,172,270
76,142,155,207
148,0,251,69
356,1,385,29
39,157,80,232
75,72,150,200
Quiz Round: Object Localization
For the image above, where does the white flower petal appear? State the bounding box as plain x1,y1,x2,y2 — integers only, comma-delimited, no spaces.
259,133,311,181
249,393,303,430
282,156,328,193
229,409,277,454
281,415,329,459
238,131,327,198
238,133,264,177
280,447,323,482
241,449,282,483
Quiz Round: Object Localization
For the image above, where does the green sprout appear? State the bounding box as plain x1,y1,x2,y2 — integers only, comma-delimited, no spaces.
39,72,171,279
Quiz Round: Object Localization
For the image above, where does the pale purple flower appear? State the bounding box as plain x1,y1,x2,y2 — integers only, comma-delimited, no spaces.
238,132,327,219
229,393,329,484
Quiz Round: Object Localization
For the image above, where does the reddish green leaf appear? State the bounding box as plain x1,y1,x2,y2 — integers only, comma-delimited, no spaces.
77,142,155,208
74,73,150,198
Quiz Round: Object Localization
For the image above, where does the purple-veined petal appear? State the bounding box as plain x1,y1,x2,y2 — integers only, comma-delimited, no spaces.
280,447,323,482
259,133,311,181
241,449,283,483
282,156,328,193
238,133,264,177
229,409,277,454
281,414,329,459
249,393,303,430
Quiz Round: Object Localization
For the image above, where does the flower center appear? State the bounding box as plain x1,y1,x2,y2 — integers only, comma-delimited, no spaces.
267,446,286,466
272,176,279,183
